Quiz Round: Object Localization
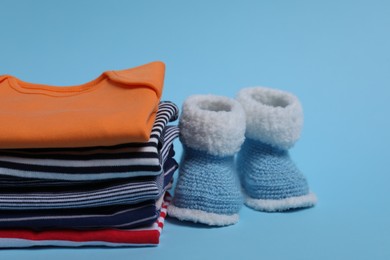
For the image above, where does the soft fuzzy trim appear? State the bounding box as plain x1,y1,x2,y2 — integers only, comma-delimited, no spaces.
167,204,239,226
179,95,246,156
245,192,317,212
236,87,303,150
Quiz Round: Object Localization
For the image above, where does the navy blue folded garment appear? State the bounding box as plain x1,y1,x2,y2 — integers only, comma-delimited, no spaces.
0,102,179,181
0,195,164,231
0,159,177,230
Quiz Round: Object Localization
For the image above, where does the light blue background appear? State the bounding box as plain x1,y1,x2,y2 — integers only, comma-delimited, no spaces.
1,0,389,259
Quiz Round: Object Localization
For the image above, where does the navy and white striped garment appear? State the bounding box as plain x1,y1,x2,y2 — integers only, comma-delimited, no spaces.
0,151,178,210
0,102,179,181
0,191,169,230
0,162,177,230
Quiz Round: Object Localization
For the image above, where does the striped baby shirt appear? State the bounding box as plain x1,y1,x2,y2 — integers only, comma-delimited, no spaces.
0,160,176,230
0,193,172,247
0,150,177,210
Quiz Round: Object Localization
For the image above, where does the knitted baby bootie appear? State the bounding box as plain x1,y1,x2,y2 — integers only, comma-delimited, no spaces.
236,87,317,212
168,95,246,226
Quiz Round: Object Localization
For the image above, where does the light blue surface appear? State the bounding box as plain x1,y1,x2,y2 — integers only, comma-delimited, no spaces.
0,0,389,259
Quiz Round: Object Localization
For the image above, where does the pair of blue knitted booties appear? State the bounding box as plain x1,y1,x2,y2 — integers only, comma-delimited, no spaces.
168,87,317,226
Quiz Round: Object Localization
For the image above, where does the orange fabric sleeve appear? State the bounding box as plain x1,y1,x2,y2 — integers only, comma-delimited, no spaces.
0,61,165,149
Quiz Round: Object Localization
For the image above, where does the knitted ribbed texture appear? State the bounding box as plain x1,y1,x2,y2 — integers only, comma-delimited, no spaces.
168,95,245,226
236,87,316,212
237,139,309,199
172,147,242,214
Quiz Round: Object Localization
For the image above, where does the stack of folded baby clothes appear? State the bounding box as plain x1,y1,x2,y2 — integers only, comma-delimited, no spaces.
0,61,179,247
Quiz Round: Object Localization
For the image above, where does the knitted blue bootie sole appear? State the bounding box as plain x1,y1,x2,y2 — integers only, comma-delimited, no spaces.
168,204,239,226
244,191,317,212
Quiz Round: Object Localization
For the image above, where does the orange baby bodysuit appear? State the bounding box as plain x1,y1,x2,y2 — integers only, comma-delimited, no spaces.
0,61,165,149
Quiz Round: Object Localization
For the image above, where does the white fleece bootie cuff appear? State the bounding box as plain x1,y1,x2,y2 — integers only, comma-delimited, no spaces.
236,87,303,150
179,95,246,157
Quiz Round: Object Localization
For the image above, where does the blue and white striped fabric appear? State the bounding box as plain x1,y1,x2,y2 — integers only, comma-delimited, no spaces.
0,161,176,230
0,102,179,181
0,184,173,230
0,147,178,210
